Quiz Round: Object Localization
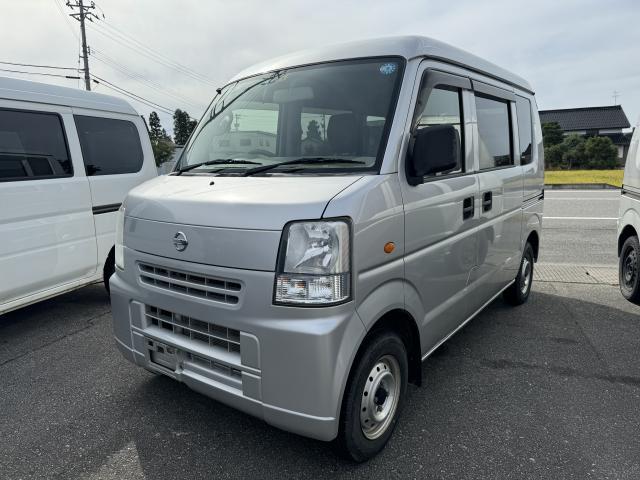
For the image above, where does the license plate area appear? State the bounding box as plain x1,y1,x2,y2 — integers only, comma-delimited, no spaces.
147,338,177,370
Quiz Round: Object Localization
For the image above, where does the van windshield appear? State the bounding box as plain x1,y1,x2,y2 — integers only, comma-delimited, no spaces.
177,57,404,175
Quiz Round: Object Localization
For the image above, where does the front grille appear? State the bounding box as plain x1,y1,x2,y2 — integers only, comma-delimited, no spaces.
139,263,241,305
145,305,241,355
185,352,242,378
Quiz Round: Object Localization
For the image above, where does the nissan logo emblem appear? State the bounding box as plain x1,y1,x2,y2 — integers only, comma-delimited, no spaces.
173,231,188,252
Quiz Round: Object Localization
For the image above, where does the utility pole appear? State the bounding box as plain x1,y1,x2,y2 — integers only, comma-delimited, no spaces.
66,0,101,91
613,90,620,105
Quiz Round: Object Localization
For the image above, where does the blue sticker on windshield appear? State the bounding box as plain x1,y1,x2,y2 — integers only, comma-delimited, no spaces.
379,63,397,75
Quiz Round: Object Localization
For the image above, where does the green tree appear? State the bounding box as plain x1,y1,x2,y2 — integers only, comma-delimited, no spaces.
545,142,568,169
561,134,586,169
148,111,164,143
542,122,563,147
147,111,175,166
544,134,619,170
306,119,322,140
584,136,618,169
173,109,198,145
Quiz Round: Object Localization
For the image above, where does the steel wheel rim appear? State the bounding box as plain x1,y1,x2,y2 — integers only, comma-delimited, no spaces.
360,355,401,440
520,256,532,295
622,247,638,290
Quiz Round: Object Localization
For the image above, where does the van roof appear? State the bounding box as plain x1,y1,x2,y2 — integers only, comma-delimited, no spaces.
0,76,139,115
231,35,533,94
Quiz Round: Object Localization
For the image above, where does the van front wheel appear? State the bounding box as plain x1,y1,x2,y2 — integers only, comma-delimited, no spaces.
103,250,115,295
336,331,408,462
503,242,534,306
620,235,640,305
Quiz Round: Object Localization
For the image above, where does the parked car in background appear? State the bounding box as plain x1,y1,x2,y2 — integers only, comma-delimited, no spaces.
619,126,640,304
0,77,157,315
110,35,544,461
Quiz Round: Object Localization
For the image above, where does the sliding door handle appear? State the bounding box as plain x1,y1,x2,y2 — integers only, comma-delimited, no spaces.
482,191,493,212
462,196,474,220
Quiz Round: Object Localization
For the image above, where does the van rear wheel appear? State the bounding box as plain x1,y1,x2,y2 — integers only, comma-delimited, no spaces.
336,331,407,462
503,242,534,306
620,235,640,305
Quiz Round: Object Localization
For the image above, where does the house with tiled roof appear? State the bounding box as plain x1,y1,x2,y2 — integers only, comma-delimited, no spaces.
539,105,632,162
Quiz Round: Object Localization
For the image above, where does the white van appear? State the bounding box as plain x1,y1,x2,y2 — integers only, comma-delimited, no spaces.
110,36,544,460
619,126,640,304
0,77,157,315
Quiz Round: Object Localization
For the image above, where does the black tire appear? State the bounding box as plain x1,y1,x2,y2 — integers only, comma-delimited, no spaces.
620,235,640,305
503,242,534,306
103,250,115,295
336,331,408,462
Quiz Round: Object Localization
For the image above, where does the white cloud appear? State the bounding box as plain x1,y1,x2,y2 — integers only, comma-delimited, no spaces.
2,0,639,131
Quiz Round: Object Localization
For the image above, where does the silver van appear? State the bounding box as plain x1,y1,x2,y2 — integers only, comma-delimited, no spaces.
110,36,544,461
619,126,640,304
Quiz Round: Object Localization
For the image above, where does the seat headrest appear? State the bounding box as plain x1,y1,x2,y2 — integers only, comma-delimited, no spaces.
327,113,358,155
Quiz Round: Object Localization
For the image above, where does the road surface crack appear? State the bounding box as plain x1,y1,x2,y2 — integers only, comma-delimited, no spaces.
0,309,110,368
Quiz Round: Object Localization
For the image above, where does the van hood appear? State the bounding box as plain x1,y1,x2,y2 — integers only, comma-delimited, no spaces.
125,175,363,230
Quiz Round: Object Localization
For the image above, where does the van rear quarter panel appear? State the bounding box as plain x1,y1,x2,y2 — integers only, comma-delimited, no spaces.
620,128,640,239
619,193,640,241
70,107,157,270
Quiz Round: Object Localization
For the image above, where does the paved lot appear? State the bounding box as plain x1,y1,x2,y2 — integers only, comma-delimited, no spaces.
540,189,619,266
2,189,639,479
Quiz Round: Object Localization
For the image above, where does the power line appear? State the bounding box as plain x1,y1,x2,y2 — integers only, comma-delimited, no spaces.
99,19,216,86
52,0,79,40
87,22,217,87
0,67,80,80
90,74,174,115
91,48,202,108
0,61,79,71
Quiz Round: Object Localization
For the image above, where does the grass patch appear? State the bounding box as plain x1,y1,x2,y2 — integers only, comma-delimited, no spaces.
544,170,623,187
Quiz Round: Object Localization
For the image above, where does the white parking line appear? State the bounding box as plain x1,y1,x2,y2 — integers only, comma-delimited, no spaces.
544,216,617,220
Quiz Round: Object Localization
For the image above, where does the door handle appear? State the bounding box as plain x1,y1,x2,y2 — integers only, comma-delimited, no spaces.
462,196,474,220
482,191,493,212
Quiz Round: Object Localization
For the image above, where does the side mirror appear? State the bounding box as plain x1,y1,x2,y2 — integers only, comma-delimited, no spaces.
407,125,460,185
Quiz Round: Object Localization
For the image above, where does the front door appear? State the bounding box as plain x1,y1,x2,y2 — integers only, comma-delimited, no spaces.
400,68,479,354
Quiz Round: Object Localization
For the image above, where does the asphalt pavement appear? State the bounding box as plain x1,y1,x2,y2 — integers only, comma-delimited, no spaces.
1,189,639,480
540,189,620,265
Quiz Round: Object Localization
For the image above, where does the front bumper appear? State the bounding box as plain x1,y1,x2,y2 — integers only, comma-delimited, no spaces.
110,247,365,441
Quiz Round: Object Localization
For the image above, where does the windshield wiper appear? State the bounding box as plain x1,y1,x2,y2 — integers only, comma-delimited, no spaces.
174,159,261,175
241,157,366,177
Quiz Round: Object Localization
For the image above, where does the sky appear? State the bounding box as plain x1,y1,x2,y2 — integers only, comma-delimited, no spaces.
1,0,639,136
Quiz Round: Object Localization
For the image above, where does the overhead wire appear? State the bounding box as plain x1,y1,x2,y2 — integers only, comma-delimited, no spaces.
0,67,80,80
91,48,202,108
48,0,204,120
90,74,175,115
87,21,217,87
52,0,80,40
0,61,79,71
98,19,216,86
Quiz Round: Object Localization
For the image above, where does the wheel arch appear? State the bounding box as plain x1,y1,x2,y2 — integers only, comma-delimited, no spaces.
619,224,638,256
526,230,540,261
353,308,422,388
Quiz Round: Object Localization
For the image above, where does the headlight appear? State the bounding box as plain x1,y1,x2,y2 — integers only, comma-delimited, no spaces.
274,219,351,305
115,206,125,270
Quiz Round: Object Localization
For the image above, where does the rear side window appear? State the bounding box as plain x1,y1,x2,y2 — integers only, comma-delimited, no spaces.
0,109,71,181
516,96,533,165
74,115,143,176
415,86,464,176
475,95,513,170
